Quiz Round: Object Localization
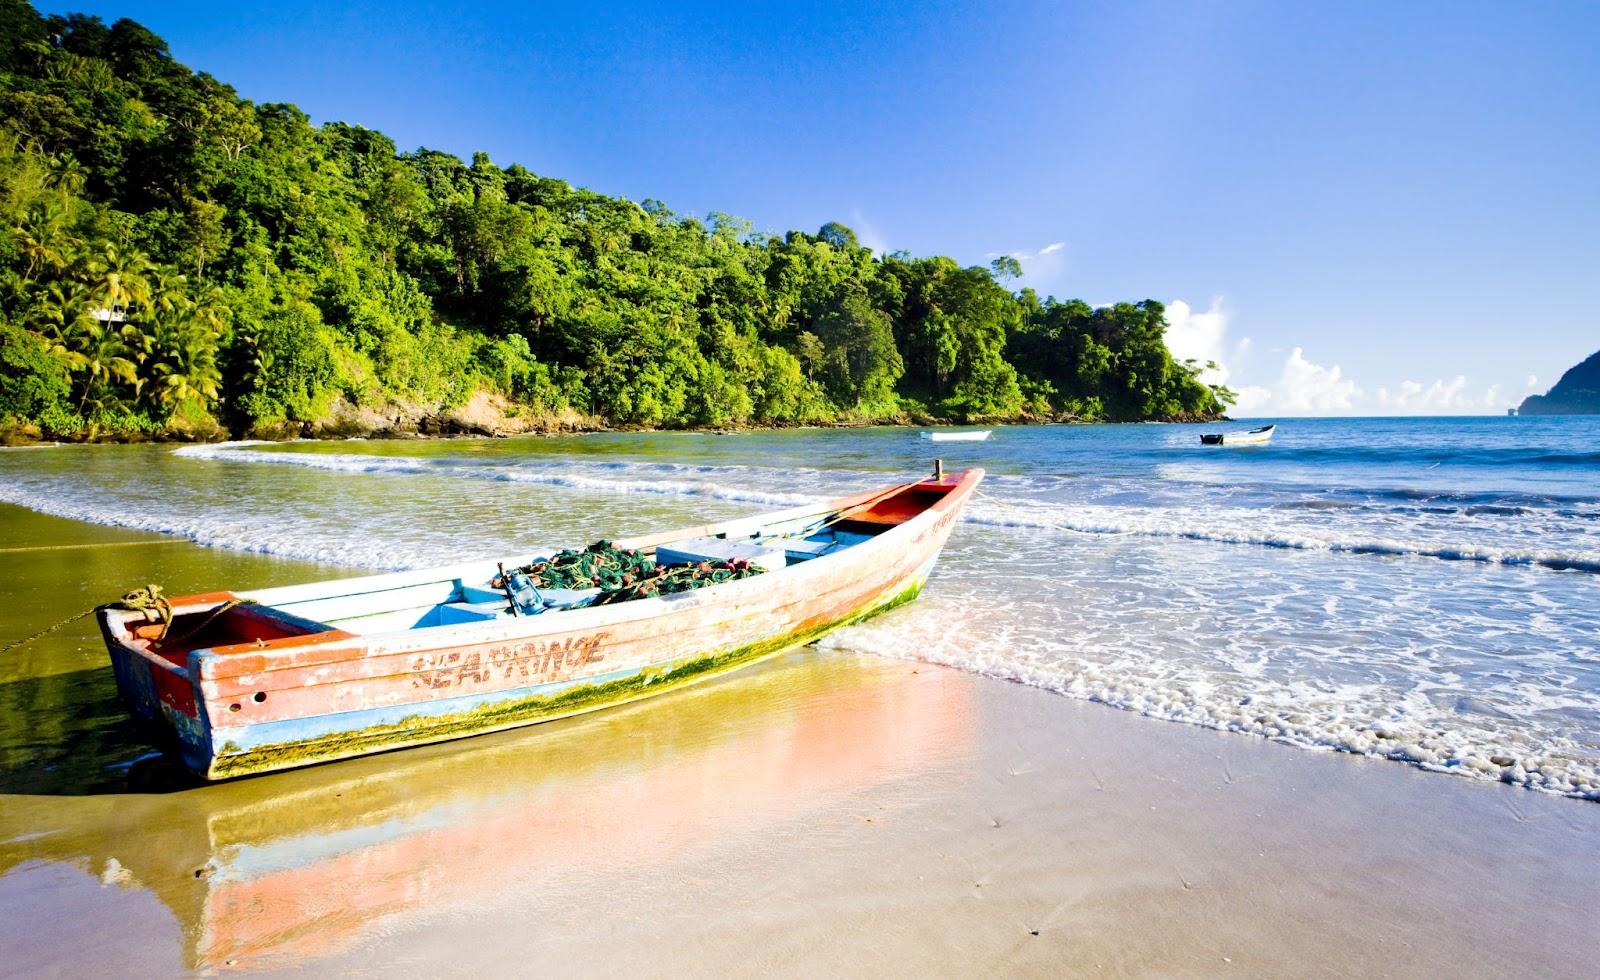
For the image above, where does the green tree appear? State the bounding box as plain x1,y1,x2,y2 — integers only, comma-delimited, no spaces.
813,284,902,414
0,5,1220,439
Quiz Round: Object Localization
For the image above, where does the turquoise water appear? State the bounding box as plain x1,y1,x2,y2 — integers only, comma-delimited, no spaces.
2,416,1598,798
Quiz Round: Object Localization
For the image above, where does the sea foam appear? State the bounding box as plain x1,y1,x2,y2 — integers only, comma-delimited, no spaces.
6,426,1599,803
171,444,822,509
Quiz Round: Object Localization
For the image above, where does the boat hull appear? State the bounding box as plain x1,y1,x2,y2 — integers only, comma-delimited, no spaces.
101,471,979,779
1201,424,1275,447
922,430,991,442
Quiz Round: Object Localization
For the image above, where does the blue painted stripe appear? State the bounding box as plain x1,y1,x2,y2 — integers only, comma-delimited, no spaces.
217,662,647,752
210,548,948,764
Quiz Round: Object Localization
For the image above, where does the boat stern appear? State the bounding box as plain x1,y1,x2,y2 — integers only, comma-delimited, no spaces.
98,598,226,775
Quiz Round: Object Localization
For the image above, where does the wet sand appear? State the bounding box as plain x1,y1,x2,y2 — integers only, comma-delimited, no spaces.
1,503,1596,977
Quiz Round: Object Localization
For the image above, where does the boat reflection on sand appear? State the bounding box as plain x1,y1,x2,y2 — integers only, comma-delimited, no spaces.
1,651,974,972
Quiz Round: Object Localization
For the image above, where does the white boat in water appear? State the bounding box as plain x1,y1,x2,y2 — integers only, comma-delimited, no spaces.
1200,424,1275,447
921,430,992,442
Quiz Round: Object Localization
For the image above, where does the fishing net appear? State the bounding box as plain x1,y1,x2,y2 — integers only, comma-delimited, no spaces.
512,540,764,605
517,540,654,591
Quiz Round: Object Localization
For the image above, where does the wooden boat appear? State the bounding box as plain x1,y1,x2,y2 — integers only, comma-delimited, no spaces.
97,467,983,780
1200,424,1275,447
921,429,992,442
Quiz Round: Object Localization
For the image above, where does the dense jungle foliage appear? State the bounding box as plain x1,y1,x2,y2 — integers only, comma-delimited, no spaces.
0,2,1232,440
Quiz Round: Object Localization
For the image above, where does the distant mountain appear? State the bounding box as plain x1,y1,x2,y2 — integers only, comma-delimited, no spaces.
1519,349,1600,415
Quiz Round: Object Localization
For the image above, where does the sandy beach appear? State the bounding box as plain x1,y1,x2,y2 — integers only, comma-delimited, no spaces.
4,0,1599,972
1,501,1596,977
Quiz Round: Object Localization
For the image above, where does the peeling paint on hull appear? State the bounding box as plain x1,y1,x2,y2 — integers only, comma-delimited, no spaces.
101,469,982,780
209,573,930,779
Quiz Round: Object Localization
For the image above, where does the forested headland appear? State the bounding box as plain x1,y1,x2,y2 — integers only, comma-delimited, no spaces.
1517,349,1600,416
0,2,1233,443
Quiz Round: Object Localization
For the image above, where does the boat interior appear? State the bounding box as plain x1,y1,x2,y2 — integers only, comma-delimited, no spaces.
129,478,962,663
271,522,879,637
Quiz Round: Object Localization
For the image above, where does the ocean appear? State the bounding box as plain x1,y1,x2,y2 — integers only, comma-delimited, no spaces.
2,416,1597,799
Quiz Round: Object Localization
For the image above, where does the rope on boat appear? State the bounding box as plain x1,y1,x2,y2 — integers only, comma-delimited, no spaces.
510,481,924,605
111,584,175,638
593,557,765,605
160,597,255,647
0,584,259,655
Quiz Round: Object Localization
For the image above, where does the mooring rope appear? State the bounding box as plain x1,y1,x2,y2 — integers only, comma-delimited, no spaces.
0,607,97,655
0,540,185,555
1,583,175,656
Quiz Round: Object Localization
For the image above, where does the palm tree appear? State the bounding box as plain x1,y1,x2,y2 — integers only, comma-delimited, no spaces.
45,152,87,196
189,283,230,336
27,281,137,411
30,281,91,353
144,266,191,323
73,317,138,411
10,201,79,286
81,243,155,318
149,309,222,410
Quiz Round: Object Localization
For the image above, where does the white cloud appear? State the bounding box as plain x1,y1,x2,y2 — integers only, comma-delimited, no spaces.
1162,301,1359,415
1229,385,1273,413
1170,299,1529,417
1164,298,1237,385
1275,347,1363,413
1376,374,1536,413
1226,347,1360,415
1373,377,1523,414
1375,376,1470,412
1247,364,1521,416
849,209,887,254
986,240,1068,286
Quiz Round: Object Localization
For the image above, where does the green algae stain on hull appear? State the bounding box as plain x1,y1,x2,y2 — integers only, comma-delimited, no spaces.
208,574,930,780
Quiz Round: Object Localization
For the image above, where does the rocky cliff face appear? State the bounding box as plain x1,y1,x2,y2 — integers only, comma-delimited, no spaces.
1519,349,1600,415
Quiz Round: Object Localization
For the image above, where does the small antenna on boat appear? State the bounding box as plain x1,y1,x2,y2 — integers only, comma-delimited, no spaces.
933,458,943,482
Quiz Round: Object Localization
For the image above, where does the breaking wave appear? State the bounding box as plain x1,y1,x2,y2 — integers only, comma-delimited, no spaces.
172,443,821,510
170,443,1600,575
818,596,1600,802
0,480,434,569
961,498,1600,573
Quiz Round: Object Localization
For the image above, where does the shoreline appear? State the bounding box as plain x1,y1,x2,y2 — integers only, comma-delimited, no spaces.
1,504,1597,974
0,392,1228,447
0,413,1229,448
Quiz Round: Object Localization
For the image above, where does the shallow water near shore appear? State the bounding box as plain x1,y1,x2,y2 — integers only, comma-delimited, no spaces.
1,508,1597,977
2,416,1598,799
2,422,1600,973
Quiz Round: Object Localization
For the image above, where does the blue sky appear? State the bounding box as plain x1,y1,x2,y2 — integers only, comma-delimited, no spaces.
40,0,1600,414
